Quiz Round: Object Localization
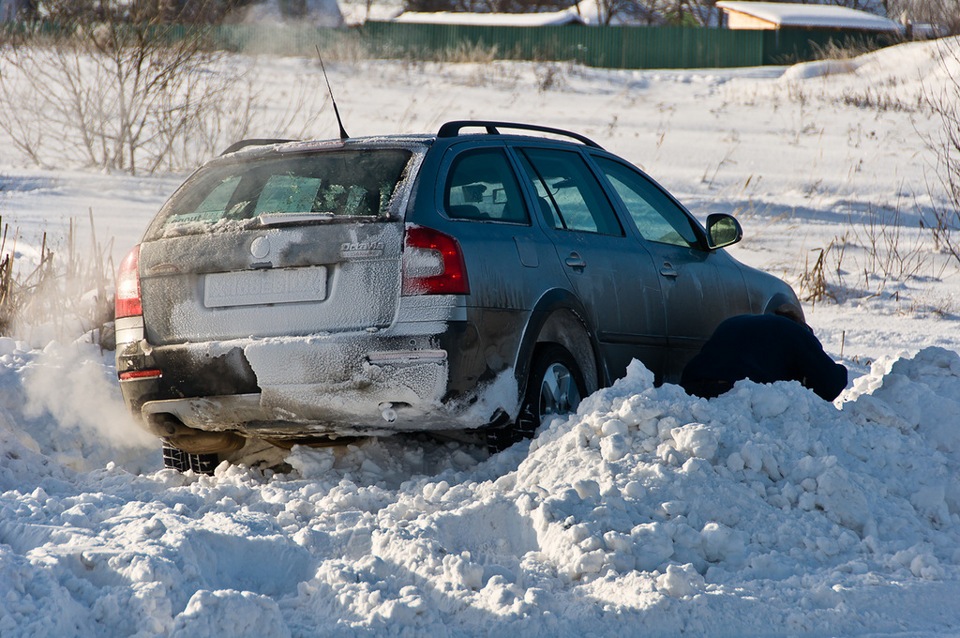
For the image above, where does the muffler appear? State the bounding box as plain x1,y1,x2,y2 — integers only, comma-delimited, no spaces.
146,413,245,454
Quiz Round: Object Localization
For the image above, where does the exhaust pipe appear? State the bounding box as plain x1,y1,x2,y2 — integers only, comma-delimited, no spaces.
146,413,245,455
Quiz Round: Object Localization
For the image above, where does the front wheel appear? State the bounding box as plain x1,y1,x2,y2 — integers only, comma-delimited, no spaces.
486,344,586,453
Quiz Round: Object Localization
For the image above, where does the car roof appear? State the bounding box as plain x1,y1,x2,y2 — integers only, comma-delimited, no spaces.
219,120,604,159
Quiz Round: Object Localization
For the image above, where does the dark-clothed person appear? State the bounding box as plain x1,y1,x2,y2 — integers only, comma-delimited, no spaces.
681,312,847,401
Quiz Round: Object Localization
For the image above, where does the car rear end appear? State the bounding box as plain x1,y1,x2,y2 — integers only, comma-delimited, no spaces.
115,138,482,452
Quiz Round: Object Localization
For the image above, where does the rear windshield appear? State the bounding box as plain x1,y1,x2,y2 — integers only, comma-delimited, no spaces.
148,148,413,237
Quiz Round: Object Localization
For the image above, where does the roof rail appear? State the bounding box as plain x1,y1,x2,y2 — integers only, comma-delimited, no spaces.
437,121,603,149
220,138,293,155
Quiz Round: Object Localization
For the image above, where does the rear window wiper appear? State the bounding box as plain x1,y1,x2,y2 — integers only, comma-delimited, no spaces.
257,212,337,225
257,211,386,226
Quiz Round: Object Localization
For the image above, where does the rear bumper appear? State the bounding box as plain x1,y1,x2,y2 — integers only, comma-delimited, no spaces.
118,325,521,439
120,337,453,431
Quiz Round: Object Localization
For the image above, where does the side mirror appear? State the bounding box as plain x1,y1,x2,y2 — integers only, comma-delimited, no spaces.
706,213,742,249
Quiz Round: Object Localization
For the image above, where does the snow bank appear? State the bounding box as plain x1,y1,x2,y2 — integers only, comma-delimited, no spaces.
2,347,960,635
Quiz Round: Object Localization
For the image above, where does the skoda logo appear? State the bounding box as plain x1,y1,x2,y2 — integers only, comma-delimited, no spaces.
250,236,270,259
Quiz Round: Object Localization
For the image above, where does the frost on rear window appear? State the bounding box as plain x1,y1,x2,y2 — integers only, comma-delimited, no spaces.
150,149,413,237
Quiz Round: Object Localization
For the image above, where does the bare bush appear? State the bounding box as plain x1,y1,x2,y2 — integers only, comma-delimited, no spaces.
22,0,251,24
797,197,947,311
853,200,938,283
534,62,566,92
0,21,246,174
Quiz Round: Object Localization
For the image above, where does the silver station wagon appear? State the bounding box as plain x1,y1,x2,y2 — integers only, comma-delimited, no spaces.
115,121,801,472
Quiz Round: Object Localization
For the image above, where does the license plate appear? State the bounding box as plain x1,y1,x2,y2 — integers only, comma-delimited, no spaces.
203,266,327,308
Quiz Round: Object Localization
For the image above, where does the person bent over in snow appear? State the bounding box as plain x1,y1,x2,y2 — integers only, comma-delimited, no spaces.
680,305,847,401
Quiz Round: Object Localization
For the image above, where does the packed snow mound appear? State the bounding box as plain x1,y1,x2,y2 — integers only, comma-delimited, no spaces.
778,36,960,106
781,58,860,80
3,347,960,634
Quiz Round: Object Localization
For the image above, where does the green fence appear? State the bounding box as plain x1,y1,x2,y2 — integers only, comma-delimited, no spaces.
357,22,898,68
359,22,767,69
760,28,898,65
2,20,899,69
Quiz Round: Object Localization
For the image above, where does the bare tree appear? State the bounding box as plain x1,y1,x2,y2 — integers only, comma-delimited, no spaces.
0,16,245,174
21,0,256,23
887,0,960,35
921,40,960,263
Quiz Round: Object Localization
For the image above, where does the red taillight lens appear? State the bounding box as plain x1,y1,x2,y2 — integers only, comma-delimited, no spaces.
115,245,143,318
402,226,470,295
118,369,163,381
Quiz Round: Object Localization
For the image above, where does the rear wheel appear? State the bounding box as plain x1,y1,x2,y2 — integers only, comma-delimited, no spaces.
161,443,219,475
486,344,586,453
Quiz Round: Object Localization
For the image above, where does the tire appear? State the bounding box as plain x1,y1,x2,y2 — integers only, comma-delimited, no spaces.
162,443,219,475
486,344,586,453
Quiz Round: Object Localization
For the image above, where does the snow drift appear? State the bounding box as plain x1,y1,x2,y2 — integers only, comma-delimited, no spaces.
2,343,960,635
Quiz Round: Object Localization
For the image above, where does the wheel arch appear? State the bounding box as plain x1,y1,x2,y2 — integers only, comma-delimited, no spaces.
514,289,607,403
761,291,805,323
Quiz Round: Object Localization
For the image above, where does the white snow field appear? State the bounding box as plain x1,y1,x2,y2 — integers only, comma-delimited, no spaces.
3,36,960,636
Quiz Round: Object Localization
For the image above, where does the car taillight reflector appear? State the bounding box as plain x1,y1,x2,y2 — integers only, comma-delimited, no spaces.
119,369,162,381
402,226,469,295
115,245,142,318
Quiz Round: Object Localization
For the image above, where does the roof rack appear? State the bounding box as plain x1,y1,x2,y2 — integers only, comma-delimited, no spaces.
220,138,293,155
437,121,603,149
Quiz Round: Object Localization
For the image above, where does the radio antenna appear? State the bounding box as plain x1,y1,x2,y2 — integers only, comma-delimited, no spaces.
316,45,349,140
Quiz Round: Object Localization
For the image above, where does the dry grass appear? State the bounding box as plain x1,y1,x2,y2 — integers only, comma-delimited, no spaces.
798,243,834,306
0,213,115,347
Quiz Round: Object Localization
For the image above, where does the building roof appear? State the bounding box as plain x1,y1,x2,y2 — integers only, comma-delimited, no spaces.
716,1,902,32
393,9,583,27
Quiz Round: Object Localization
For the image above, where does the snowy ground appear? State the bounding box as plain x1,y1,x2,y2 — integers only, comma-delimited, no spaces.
3,38,960,636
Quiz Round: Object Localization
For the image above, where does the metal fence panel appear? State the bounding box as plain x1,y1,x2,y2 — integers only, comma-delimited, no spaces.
761,28,900,65
362,22,768,69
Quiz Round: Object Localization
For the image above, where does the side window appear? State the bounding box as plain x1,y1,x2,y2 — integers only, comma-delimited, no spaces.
444,148,529,224
594,156,700,248
517,148,623,236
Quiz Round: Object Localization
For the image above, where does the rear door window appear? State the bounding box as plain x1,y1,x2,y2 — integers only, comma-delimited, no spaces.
444,148,529,224
516,148,623,236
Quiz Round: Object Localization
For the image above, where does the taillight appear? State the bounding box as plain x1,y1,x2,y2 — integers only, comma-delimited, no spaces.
115,245,143,318
118,369,162,381
402,226,470,295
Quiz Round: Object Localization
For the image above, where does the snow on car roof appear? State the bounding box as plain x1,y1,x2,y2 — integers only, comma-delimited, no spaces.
716,1,903,32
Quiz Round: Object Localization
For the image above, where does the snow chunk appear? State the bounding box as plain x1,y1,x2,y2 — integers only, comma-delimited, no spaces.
670,423,719,461
656,563,705,598
171,589,290,638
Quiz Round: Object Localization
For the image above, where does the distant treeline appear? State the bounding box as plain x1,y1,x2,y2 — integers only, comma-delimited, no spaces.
6,0,959,33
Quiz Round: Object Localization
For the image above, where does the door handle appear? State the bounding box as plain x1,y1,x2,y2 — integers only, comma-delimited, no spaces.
660,262,678,278
565,252,587,271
